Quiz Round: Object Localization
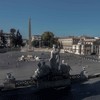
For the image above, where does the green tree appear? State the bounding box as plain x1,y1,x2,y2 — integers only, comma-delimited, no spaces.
53,37,60,47
10,28,16,34
32,40,39,47
16,30,23,47
10,28,16,47
41,31,54,47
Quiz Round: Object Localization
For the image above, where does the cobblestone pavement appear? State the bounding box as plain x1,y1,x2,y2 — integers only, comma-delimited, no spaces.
0,51,100,82
0,51,100,100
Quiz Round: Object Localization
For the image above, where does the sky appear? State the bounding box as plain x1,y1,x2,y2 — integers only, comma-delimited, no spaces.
0,0,100,38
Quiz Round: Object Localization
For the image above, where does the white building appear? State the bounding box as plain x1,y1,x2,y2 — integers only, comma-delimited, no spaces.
59,36,100,55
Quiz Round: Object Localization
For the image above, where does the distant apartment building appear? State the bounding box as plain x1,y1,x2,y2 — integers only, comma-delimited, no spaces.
0,32,11,47
0,37,2,45
3,33,11,47
58,36,80,53
58,36,100,55
73,37,96,55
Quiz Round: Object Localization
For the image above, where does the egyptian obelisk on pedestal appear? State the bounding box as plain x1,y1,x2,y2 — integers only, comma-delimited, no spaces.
98,45,100,59
28,18,33,51
21,18,33,52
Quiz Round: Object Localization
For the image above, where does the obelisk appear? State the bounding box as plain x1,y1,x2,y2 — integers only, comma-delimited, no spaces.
29,18,32,50
98,45,100,59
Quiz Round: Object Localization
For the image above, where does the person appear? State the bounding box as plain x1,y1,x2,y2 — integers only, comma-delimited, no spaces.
49,44,60,71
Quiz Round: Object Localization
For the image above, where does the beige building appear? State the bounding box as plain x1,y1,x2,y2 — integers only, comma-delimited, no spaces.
58,36,80,53
4,33,11,47
59,36,100,55
73,38,96,55
0,32,11,47
73,39,92,55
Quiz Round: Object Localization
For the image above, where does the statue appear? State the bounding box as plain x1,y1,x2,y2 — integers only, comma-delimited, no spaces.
49,44,60,71
80,67,88,79
33,61,50,80
5,73,15,83
59,60,71,77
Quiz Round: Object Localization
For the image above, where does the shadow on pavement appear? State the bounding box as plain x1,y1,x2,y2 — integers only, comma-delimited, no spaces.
0,80,100,100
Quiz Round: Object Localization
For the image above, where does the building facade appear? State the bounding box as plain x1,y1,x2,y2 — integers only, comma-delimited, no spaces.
0,32,11,47
58,36,100,55
58,36,80,53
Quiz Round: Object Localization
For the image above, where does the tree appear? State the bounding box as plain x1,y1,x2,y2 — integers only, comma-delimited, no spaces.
32,40,39,47
41,31,54,47
0,30,3,33
10,28,16,47
10,29,23,47
53,37,60,47
10,28,16,34
16,30,23,47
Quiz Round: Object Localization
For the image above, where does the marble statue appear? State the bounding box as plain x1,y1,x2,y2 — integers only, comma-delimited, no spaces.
49,44,60,71
33,61,50,79
80,67,88,79
59,60,71,76
6,73,15,82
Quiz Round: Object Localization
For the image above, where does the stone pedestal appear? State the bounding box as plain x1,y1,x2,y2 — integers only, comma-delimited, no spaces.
3,73,16,89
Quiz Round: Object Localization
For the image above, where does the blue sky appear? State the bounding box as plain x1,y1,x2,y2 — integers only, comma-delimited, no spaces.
0,0,100,38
